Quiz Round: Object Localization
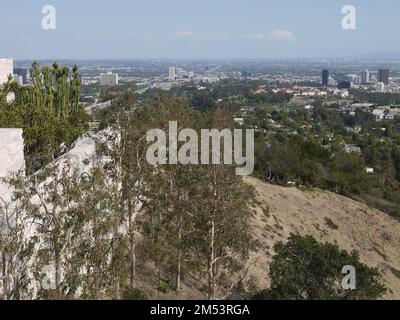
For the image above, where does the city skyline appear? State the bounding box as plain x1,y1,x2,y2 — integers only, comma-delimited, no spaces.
1,0,399,60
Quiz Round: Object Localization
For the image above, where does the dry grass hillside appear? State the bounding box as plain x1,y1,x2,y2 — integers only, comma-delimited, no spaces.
245,176,400,299
139,176,400,299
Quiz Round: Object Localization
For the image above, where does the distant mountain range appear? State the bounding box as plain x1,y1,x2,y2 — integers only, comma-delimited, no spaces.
13,52,400,66
347,52,400,61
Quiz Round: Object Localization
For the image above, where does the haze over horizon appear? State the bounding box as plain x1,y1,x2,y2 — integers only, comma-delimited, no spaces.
1,0,399,60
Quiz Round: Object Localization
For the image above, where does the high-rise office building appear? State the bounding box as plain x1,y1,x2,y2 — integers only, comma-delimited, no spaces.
322,69,329,87
168,67,176,80
13,75,23,85
338,81,351,89
14,68,29,84
378,69,389,85
178,70,187,80
0,59,13,86
376,82,385,93
100,72,119,86
352,75,361,85
361,69,370,85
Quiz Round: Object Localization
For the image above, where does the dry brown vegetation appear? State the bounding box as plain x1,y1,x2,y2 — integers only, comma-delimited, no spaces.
245,177,400,300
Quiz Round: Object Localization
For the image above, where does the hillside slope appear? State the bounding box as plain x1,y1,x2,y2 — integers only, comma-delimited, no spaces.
245,177,400,299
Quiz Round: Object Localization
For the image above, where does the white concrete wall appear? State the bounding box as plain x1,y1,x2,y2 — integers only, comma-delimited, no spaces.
0,59,14,86
0,129,25,202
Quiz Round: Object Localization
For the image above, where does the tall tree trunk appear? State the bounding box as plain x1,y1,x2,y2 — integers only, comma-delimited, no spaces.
208,218,216,300
207,168,218,300
176,216,183,293
157,267,162,300
129,210,136,289
2,252,9,300
55,250,61,290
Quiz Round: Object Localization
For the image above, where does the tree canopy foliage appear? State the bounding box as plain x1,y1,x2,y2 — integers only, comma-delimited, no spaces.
0,62,90,173
253,234,387,300
0,97,255,300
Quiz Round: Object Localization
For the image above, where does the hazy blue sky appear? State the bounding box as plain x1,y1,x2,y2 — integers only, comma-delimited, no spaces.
0,0,398,59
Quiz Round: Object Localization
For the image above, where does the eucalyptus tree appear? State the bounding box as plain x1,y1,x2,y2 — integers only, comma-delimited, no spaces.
0,173,35,300
139,101,255,299
187,108,255,300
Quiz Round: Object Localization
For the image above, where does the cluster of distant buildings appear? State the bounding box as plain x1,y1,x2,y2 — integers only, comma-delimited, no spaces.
168,67,195,81
339,102,400,122
168,67,222,84
322,68,391,93
0,58,31,87
1,58,120,89
100,72,118,86
372,106,400,121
